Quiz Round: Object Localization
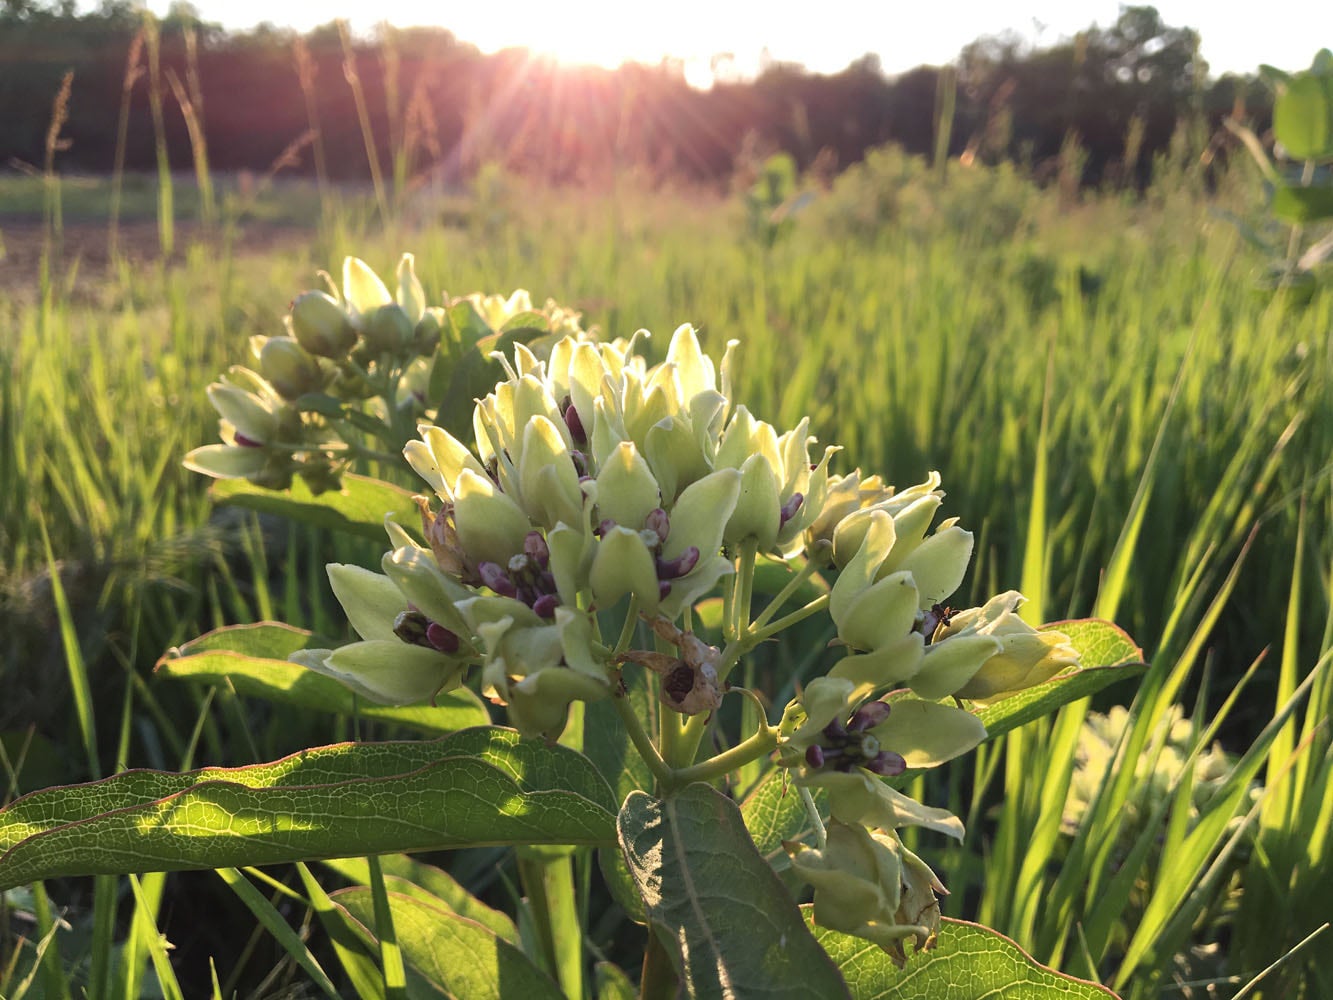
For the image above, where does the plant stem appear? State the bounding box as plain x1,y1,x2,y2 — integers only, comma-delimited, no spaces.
613,690,673,789
750,555,824,633
640,931,677,1000
517,851,584,1000
799,784,827,850
669,723,779,786
613,595,640,654
749,593,830,644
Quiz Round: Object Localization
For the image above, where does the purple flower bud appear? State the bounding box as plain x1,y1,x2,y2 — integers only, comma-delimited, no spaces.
478,561,517,597
524,531,550,569
657,545,700,580
658,580,672,599
822,717,848,741
864,751,907,777
426,622,460,653
847,700,891,732
569,450,589,477
564,402,587,445
779,492,805,527
805,745,825,769
596,518,617,537
645,508,670,543
532,593,560,619
234,433,265,448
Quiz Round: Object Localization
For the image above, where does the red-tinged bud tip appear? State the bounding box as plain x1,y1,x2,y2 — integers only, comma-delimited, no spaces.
426,622,460,653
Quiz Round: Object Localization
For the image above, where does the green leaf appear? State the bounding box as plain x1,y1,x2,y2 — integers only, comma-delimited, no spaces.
291,392,347,417
155,622,490,736
741,768,826,877
1272,183,1333,223
807,911,1119,999
210,473,420,541
973,620,1144,743
295,862,388,1000
498,309,550,335
617,783,850,999
584,663,657,923
432,327,545,443
0,728,617,891
321,854,518,944
594,962,637,1000
334,886,563,1000
1274,73,1333,160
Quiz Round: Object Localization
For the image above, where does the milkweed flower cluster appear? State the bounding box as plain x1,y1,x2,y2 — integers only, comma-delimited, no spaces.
184,254,589,494
188,255,1085,964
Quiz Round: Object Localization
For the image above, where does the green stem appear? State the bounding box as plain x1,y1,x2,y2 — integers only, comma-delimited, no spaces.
670,724,779,786
749,593,830,644
799,784,827,850
613,689,673,789
751,555,823,632
517,851,584,1000
613,595,640,654
368,855,408,1000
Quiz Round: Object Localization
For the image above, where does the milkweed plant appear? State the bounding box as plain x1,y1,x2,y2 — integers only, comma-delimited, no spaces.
0,253,1143,998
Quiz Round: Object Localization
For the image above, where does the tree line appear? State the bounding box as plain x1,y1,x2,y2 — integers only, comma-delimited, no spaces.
0,1,1273,191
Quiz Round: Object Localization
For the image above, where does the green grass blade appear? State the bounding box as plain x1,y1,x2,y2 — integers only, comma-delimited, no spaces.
215,866,341,999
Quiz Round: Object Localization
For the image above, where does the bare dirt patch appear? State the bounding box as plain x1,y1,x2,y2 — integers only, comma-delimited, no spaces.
0,216,315,302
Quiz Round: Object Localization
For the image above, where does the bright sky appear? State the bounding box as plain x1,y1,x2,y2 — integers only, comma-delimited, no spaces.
143,0,1330,85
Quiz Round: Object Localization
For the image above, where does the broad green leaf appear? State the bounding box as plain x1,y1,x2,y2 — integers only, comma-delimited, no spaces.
1274,73,1333,160
433,327,544,442
618,783,850,999
1272,183,1333,223
321,854,518,944
807,911,1119,999
582,658,656,806
210,472,420,541
973,620,1144,742
0,728,616,891
740,768,827,876
334,886,563,1000
155,622,491,736
584,663,657,923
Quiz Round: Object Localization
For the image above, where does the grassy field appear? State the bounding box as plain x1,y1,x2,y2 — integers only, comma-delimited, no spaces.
1,149,1330,997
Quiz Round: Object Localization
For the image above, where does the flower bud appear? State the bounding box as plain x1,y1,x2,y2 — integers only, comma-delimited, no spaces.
259,337,325,400
291,291,357,357
361,303,416,354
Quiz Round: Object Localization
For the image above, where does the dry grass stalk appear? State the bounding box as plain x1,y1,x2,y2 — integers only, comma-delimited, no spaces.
338,19,390,222
108,29,145,270
43,70,74,265
292,35,332,214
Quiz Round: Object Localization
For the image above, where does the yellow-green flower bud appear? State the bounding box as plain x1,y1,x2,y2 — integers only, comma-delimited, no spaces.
343,256,393,317
594,442,662,531
207,381,279,445
395,252,427,325
452,469,533,567
799,767,965,840
259,337,324,400
361,303,415,354
291,290,356,357
944,593,1080,702
590,526,661,614
788,820,903,938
